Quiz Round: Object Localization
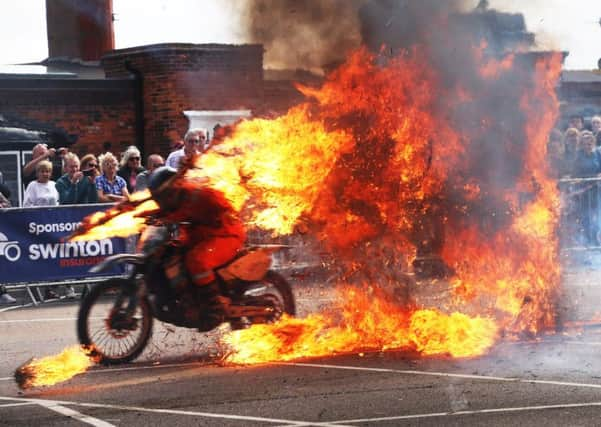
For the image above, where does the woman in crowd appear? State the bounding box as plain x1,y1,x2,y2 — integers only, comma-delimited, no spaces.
81,154,100,179
563,127,581,168
96,152,129,203
547,128,567,179
23,160,59,207
117,146,145,194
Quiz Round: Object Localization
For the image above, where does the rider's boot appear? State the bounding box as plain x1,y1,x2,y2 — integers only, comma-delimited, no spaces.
192,272,230,320
205,283,231,318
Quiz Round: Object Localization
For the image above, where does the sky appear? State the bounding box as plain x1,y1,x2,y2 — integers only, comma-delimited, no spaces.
0,0,599,70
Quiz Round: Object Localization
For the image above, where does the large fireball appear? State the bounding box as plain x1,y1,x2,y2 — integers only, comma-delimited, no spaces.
70,42,563,365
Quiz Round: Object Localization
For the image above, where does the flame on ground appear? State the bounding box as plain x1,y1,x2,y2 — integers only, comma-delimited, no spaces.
14,345,95,389
224,287,498,364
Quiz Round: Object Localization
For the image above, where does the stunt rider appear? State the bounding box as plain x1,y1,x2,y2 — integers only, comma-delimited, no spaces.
147,161,246,320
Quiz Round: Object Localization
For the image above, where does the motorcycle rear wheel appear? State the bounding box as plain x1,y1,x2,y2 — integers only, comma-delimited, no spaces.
78,278,153,365
242,270,296,325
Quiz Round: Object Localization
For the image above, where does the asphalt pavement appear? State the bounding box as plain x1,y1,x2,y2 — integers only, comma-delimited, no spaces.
3,277,601,425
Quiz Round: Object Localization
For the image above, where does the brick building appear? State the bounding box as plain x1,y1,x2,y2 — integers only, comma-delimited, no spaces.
1,0,594,207
101,43,264,156
559,70,601,127
0,0,311,205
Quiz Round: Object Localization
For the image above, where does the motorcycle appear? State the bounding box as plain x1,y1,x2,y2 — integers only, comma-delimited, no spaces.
77,224,296,365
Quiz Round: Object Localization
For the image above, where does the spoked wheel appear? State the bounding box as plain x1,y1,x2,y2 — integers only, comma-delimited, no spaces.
77,278,153,365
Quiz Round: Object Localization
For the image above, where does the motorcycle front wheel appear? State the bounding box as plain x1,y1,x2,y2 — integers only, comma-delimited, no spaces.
77,278,153,365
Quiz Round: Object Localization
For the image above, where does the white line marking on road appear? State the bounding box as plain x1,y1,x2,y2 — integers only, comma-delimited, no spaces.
0,317,102,324
35,400,116,427
0,396,349,427
0,360,207,382
564,341,601,346
283,362,601,390
0,402,36,408
0,305,32,313
327,401,601,423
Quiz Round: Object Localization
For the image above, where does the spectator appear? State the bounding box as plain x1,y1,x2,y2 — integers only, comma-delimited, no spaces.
564,127,580,169
568,114,584,132
0,284,16,305
571,131,601,245
22,143,67,189
48,153,89,298
23,160,62,298
80,154,101,180
572,131,601,178
135,154,165,192
23,160,59,207
117,146,145,194
592,115,601,145
56,153,98,204
96,152,129,203
165,128,207,169
0,171,11,208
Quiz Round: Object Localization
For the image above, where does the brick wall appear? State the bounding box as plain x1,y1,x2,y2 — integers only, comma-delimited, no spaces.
102,43,264,155
262,80,308,115
559,81,601,119
0,78,136,158
0,43,311,165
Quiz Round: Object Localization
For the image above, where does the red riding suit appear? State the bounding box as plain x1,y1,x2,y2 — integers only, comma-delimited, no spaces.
157,176,246,300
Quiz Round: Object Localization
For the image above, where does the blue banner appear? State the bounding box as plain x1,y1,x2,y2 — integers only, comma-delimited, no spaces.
0,204,128,284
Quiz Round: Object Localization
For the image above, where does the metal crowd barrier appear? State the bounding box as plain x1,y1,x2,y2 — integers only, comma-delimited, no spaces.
558,176,601,251
0,203,132,306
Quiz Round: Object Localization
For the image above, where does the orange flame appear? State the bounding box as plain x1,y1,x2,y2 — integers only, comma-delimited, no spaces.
218,48,562,361
15,345,95,389
71,193,159,241
224,288,498,363
71,45,564,365
199,105,353,234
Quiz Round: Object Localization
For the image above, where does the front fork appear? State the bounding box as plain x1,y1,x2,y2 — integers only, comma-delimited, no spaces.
110,273,143,330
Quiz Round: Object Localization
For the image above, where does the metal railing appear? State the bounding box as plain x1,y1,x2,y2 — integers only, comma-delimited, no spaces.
559,176,601,250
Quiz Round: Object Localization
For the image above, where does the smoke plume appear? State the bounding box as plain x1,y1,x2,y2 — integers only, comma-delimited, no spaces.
240,0,364,70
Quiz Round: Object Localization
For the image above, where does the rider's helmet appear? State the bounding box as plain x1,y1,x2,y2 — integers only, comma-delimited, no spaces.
148,166,177,209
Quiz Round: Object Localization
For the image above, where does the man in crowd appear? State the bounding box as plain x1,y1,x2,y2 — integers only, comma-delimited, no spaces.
22,143,67,189
165,128,207,169
55,153,98,204
135,154,165,192
568,114,584,132
591,115,601,145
